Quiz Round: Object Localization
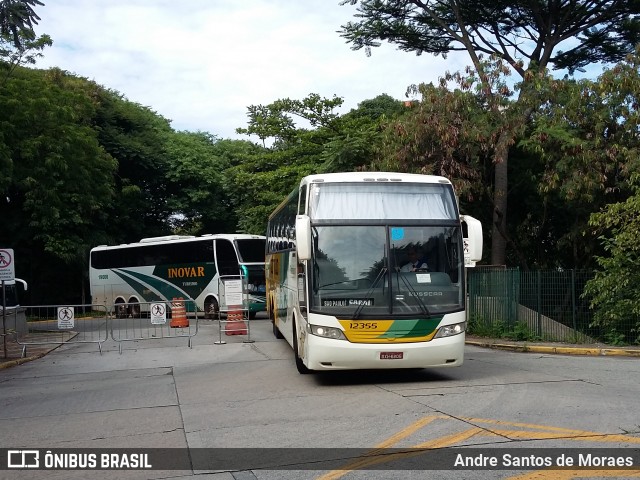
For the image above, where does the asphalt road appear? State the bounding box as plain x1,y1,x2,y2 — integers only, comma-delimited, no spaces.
0,315,639,480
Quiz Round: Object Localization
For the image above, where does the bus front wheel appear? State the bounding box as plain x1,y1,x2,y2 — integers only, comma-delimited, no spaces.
292,320,311,374
115,302,127,319
204,297,219,319
270,303,284,339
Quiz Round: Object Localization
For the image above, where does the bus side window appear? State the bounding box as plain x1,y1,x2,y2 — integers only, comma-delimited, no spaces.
215,239,239,276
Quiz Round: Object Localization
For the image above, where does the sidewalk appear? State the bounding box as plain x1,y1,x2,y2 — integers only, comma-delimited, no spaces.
465,335,640,357
2,333,638,371
0,333,65,369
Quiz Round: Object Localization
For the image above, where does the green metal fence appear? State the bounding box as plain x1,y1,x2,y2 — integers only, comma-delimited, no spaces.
467,268,605,344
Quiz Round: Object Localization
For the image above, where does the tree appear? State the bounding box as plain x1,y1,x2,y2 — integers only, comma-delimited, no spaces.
0,66,117,303
0,0,43,48
340,0,640,265
583,176,640,344
0,30,51,86
164,132,241,234
93,87,176,242
234,93,410,233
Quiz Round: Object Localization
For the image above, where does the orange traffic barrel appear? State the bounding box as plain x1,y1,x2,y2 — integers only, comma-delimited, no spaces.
225,307,247,335
170,297,189,328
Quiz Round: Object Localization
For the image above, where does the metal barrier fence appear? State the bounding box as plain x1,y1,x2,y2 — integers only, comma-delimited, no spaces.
15,304,110,357
466,268,624,344
110,299,198,353
214,275,254,344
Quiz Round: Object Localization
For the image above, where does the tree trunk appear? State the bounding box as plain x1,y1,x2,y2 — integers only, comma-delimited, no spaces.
491,134,510,266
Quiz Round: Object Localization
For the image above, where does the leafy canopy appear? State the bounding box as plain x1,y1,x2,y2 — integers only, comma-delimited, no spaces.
340,0,640,74
0,0,43,48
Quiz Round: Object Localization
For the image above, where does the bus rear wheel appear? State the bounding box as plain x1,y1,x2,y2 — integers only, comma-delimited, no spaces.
128,302,141,318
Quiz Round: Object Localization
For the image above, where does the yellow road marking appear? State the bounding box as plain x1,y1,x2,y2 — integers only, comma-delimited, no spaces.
485,429,640,444
371,415,446,449
314,415,640,480
316,427,484,480
462,417,640,441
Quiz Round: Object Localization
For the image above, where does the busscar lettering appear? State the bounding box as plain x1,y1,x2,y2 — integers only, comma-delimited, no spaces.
168,266,205,279
407,291,443,297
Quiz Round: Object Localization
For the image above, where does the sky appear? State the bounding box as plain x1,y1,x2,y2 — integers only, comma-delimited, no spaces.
32,0,468,140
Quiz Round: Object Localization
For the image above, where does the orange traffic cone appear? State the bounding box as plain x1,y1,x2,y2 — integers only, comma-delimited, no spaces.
225,306,247,335
170,297,189,328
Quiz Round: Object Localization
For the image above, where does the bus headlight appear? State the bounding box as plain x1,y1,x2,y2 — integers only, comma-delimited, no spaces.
434,322,466,338
310,325,346,340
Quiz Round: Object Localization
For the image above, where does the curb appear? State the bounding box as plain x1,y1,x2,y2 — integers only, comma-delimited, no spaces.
0,352,48,370
466,340,640,357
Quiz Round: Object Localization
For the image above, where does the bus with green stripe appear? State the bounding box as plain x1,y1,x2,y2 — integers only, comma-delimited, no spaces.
266,172,482,373
90,234,266,318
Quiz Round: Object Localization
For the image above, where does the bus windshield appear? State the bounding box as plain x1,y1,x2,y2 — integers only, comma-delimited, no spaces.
235,239,266,263
310,225,463,317
309,182,457,220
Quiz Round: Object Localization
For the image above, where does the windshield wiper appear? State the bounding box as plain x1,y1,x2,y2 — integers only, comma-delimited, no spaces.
352,267,387,320
319,280,355,288
394,271,431,317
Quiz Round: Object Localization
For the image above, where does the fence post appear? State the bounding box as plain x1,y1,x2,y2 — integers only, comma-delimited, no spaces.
536,270,542,338
571,269,577,335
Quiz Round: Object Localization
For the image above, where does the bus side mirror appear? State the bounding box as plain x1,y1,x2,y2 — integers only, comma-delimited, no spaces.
460,215,483,266
296,215,311,261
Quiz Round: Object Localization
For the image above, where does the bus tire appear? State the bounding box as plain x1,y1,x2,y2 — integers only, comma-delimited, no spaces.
204,297,219,319
270,303,284,339
292,320,311,374
128,302,141,318
115,302,127,319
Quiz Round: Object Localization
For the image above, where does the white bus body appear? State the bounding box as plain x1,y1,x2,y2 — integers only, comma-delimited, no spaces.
90,234,266,317
266,172,482,373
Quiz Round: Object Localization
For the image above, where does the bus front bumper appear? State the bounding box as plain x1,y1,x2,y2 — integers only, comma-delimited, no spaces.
304,333,465,371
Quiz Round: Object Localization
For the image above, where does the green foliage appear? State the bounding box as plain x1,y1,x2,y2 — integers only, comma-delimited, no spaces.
467,316,541,342
232,93,401,233
340,0,639,75
603,329,628,347
92,87,175,242
0,67,116,261
373,80,491,201
236,93,344,147
225,134,319,234
518,47,640,269
0,31,51,84
583,175,640,345
164,132,257,234
340,0,640,266
0,0,43,48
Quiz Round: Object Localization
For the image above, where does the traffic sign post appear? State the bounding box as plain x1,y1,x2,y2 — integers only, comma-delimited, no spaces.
0,248,15,359
0,248,15,282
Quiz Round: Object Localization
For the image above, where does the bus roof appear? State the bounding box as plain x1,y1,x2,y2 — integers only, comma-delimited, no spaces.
301,172,452,185
90,234,266,252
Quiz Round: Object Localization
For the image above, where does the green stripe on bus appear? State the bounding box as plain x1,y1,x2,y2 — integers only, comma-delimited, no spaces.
114,269,186,302
375,318,442,339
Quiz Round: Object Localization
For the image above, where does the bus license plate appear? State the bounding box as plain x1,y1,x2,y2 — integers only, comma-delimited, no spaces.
380,352,403,360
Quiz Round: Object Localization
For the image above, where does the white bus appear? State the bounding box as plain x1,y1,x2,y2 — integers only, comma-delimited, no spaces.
90,234,266,318
266,172,482,373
